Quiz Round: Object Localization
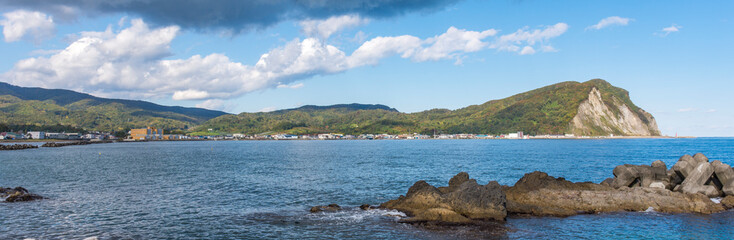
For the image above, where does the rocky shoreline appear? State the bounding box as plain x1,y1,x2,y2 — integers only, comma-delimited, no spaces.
41,140,114,148
314,153,734,226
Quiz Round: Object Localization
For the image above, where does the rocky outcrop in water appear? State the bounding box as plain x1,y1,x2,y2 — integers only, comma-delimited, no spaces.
1,187,44,202
608,153,734,197
41,140,113,148
310,204,342,213
0,144,39,150
380,153,731,223
503,171,723,217
380,172,506,223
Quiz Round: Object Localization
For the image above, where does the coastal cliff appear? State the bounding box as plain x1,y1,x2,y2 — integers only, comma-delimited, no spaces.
570,87,660,136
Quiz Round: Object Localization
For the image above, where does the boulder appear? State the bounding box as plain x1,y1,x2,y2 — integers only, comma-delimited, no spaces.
679,162,719,197
503,171,724,217
672,154,697,179
399,208,471,223
381,172,506,223
693,153,709,163
611,162,668,188
710,160,734,196
721,196,734,209
310,204,342,213
600,178,614,187
1,187,44,202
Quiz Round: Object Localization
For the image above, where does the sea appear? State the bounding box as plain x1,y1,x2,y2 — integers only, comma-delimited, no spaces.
1,138,733,239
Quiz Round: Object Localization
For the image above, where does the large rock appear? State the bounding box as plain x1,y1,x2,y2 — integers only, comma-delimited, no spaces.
1,187,44,202
503,171,724,217
721,196,734,209
693,153,709,163
611,162,668,188
679,162,719,197
672,154,698,179
711,160,734,196
381,172,506,223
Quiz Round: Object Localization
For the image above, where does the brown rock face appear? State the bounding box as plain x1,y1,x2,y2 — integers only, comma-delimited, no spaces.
380,172,506,223
721,196,734,209
503,171,724,217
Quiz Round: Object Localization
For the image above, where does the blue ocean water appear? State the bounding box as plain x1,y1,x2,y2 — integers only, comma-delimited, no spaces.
1,138,733,239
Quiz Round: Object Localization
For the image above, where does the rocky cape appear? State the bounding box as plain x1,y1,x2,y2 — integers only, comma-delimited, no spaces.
329,153,733,225
199,79,661,136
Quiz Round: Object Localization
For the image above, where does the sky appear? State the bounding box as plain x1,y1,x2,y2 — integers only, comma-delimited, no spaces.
0,0,732,137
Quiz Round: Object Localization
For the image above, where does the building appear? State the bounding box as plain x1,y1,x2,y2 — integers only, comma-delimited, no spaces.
27,131,45,139
129,127,164,140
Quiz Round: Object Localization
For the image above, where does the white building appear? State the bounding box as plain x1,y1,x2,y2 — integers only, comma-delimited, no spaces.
27,131,45,139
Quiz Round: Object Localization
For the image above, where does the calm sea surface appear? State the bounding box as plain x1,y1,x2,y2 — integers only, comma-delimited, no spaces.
1,138,733,239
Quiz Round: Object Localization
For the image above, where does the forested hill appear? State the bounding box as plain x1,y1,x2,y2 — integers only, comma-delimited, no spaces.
0,81,228,132
197,79,661,136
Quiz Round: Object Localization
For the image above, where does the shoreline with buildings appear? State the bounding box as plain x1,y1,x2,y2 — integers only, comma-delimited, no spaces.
1,127,695,144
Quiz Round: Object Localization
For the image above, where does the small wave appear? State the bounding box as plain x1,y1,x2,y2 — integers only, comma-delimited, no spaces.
643,207,656,212
307,208,408,224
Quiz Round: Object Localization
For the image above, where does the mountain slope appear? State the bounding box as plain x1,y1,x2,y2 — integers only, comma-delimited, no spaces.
0,82,229,131
198,79,660,136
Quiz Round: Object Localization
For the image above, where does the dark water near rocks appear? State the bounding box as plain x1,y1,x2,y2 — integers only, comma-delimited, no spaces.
1,138,733,239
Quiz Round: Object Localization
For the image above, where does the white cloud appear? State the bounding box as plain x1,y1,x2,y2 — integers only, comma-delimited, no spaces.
586,16,631,30
277,83,305,89
2,18,569,103
519,46,536,55
258,106,277,112
659,24,681,36
411,27,497,61
195,99,223,109
299,14,368,39
173,89,210,100
706,109,717,113
677,108,695,112
0,10,56,43
491,23,568,54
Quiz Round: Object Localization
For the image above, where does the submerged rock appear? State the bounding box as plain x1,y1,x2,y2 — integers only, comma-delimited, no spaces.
310,204,341,213
380,172,506,223
1,187,44,202
503,171,724,217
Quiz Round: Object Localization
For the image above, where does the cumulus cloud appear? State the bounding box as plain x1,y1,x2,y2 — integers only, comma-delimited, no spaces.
277,83,305,89
0,10,56,43
2,18,568,102
300,14,368,39
586,16,631,30
491,23,568,55
658,24,681,36
0,0,462,33
195,99,234,112
519,46,535,55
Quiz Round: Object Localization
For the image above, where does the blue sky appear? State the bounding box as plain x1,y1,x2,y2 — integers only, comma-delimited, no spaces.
0,0,732,136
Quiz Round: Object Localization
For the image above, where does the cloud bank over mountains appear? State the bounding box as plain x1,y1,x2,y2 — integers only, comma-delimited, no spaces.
1,16,568,102
1,17,568,102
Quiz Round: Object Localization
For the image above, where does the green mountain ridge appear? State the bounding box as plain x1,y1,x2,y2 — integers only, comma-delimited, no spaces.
197,79,661,136
0,81,228,132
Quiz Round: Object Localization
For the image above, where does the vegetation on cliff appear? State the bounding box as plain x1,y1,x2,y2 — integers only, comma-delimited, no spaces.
197,79,659,136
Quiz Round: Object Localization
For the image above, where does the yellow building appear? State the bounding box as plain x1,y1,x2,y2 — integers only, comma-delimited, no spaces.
129,127,163,140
